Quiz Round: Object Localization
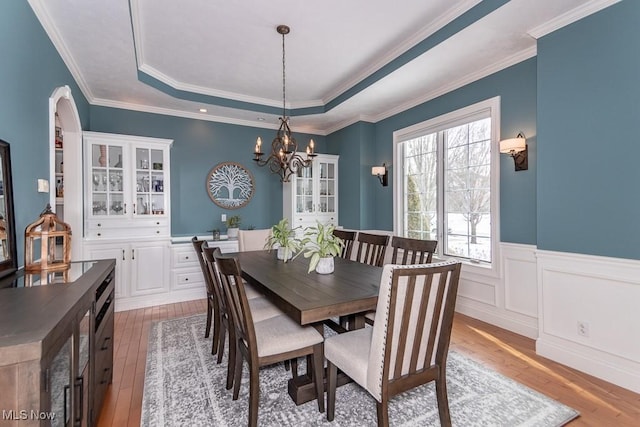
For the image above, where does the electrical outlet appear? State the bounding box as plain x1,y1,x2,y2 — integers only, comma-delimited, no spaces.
37,179,50,193
221,214,227,222
577,321,590,338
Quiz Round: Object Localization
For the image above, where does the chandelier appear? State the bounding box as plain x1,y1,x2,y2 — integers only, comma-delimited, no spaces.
252,25,316,182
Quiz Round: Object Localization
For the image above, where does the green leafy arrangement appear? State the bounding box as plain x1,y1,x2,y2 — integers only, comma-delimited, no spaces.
226,215,241,228
264,218,302,262
301,221,344,273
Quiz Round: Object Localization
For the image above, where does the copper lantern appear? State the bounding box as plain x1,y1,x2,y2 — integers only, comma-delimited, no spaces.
24,204,72,272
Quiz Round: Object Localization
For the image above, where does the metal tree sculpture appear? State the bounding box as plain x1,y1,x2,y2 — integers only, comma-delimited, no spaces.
206,162,255,209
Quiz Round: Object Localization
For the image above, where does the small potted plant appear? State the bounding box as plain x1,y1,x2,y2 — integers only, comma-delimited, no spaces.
264,218,301,262
301,221,344,274
226,215,241,239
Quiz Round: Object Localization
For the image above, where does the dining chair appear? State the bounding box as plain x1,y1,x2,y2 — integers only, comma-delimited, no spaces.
191,237,215,339
325,260,461,427
354,232,390,267
238,228,272,252
333,229,357,260
364,236,438,324
202,246,283,389
214,253,325,427
390,236,438,264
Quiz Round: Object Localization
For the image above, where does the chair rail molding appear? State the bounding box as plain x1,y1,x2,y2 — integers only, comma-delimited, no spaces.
536,249,640,393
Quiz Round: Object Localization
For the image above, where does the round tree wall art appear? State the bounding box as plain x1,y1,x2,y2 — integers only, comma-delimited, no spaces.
206,162,255,209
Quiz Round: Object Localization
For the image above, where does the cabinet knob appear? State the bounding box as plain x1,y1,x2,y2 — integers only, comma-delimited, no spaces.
156,221,160,225
97,233,101,237
185,256,189,260
156,230,160,234
185,278,189,281
97,223,101,227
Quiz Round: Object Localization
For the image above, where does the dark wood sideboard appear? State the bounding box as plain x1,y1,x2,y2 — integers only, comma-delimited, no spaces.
0,259,116,426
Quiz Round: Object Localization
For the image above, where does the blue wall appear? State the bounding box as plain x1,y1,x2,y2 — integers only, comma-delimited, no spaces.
0,2,90,265
326,121,376,229
362,58,538,243
537,0,640,259
90,106,325,235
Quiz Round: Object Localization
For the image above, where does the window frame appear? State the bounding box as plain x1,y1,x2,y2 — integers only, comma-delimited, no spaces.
392,97,501,277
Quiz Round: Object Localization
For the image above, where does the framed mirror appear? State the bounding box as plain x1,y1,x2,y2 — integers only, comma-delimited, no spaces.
0,139,17,278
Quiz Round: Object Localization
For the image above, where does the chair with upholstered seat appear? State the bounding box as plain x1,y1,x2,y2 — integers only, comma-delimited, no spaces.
238,228,272,252
214,254,325,427
390,236,437,264
354,232,390,267
325,260,462,427
202,246,283,389
191,236,216,339
333,229,357,260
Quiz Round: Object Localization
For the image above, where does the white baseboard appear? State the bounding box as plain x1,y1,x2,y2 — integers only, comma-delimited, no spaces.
115,288,206,312
455,296,538,339
537,337,640,394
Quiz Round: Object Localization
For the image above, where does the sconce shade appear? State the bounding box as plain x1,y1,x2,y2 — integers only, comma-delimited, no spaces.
371,166,386,176
499,134,526,153
24,204,72,272
499,132,528,171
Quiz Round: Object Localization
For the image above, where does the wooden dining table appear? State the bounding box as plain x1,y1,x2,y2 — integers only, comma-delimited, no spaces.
234,250,383,404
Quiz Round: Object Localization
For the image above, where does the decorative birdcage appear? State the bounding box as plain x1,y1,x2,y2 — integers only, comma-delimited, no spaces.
24,204,72,272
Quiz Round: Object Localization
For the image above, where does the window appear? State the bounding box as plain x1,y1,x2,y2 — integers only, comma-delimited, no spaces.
393,97,500,269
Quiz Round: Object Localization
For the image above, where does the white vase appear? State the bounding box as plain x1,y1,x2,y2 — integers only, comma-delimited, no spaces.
227,227,239,239
277,246,293,261
315,257,334,274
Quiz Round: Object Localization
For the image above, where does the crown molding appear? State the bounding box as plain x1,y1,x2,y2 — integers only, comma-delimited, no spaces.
90,98,326,135
369,45,537,124
321,0,482,105
28,0,95,102
323,115,376,136
528,0,621,39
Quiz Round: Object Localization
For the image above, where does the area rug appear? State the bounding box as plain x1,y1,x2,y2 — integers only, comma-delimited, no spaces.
141,314,578,426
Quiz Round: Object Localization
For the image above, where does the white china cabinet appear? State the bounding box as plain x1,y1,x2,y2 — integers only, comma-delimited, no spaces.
283,153,339,233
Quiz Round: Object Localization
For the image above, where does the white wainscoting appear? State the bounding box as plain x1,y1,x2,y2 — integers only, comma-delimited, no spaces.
455,242,539,339
536,250,640,393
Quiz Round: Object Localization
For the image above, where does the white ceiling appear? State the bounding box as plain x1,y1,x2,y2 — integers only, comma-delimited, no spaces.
29,0,618,135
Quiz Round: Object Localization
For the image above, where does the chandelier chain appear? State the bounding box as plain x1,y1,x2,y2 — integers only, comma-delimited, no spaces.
282,30,286,117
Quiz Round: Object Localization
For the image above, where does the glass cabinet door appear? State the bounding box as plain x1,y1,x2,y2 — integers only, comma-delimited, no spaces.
135,147,166,216
49,335,72,427
317,161,336,214
295,163,314,214
89,143,125,217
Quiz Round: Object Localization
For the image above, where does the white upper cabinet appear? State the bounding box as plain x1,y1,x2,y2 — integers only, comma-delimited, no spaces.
83,132,173,239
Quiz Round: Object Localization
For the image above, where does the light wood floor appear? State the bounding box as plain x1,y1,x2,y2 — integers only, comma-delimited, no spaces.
97,300,640,426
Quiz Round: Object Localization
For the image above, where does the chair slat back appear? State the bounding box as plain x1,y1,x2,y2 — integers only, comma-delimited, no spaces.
367,261,461,400
355,232,390,267
390,236,437,265
214,255,257,356
333,229,357,260
238,229,271,252
192,237,216,295
201,246,226,311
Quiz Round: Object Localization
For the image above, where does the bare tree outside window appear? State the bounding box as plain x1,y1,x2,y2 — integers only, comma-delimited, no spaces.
401,117,492,263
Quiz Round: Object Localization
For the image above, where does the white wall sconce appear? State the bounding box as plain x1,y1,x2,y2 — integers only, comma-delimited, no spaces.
500,132,528,171
372,163,388,186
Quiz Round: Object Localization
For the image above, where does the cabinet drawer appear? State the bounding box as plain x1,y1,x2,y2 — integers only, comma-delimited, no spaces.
172,270,204,290
86,219,170,239
171,245,199,268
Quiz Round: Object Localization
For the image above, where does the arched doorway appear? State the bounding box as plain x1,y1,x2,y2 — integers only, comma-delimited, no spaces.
49,86,83,261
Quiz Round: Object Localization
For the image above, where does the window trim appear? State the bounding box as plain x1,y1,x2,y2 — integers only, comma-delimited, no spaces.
392,96,501,277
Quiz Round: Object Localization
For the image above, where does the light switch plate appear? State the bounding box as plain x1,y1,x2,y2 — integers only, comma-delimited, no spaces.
221,214,227,222
37,179,50,193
